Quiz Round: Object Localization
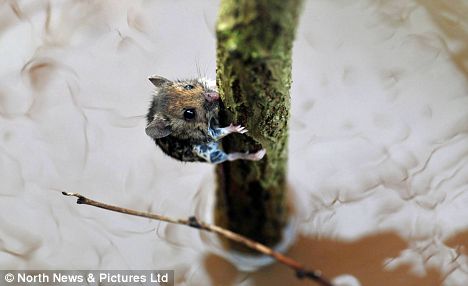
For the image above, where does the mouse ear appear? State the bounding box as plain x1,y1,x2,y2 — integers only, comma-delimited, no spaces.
146,114,172,138
148,75,171,87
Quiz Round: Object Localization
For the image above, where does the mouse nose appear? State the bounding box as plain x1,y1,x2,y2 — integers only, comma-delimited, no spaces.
204,91,220,102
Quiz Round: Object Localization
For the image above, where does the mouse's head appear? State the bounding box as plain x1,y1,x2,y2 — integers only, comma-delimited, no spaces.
146,75,219,141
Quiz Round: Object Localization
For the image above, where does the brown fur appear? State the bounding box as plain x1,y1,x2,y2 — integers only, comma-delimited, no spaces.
146,77,219,161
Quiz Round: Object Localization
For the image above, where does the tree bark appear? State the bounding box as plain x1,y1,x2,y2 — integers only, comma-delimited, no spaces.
215,0,303,252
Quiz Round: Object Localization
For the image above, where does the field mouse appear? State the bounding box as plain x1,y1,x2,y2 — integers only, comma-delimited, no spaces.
145,75,266,164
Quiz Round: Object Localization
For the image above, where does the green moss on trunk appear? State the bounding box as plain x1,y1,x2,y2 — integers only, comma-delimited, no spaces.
215,0,303,252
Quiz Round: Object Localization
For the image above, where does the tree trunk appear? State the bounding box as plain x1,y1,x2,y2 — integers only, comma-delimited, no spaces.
215,0,303,252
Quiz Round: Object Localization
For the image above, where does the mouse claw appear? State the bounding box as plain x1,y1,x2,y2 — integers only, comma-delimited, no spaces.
228,124,248,134
226,148,266,162
252,148,266,160
244,148,266,161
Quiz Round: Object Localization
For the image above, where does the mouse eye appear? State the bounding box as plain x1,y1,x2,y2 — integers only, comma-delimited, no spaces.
184,84,194,90
183,109,196,120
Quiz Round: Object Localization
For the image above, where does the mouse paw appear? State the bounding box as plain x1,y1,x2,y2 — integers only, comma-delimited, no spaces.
227,123,248,134
227,149,266,162
249,148,266,161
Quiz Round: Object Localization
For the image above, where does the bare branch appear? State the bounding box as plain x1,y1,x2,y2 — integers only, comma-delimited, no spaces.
62,192,334,286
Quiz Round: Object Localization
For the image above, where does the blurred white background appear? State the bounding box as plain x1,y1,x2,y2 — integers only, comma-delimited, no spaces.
0,0,467,285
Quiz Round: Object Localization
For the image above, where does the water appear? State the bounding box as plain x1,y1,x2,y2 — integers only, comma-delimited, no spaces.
0,0,467,285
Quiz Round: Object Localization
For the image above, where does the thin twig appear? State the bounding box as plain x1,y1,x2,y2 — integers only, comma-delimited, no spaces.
62,192,334,286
